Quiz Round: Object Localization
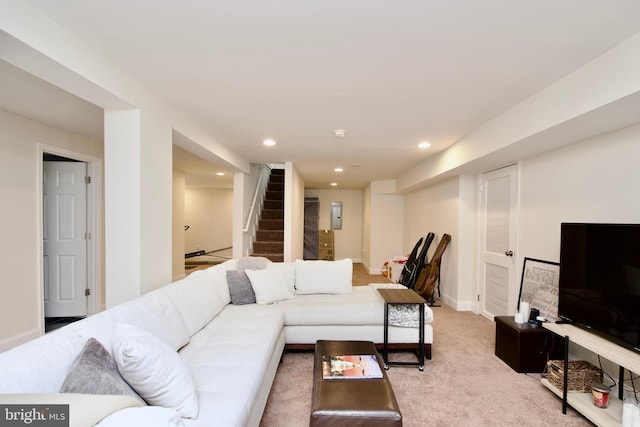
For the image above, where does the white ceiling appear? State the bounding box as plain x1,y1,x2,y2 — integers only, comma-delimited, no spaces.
10,1,640,189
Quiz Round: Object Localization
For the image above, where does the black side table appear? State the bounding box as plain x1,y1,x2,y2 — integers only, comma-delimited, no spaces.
377,288,426,371
495,316,560,373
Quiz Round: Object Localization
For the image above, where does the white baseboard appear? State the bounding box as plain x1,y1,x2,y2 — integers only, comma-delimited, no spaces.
0,327,42,353
441,295,475,311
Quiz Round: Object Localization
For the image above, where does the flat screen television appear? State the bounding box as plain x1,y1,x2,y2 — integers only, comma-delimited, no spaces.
558,223,640,353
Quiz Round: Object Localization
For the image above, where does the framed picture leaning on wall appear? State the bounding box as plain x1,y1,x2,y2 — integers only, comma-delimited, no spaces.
517,257,560,322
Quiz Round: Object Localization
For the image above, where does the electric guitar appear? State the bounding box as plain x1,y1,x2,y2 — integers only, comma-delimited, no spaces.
397,236,423,286
415,233,451,302
402,232,435,289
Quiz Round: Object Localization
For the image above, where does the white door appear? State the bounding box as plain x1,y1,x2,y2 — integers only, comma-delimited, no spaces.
479,164,518,320
43,161,88,317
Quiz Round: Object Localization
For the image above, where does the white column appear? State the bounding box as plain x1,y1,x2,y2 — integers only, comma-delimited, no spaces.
104,109,142,307
139,111,172,294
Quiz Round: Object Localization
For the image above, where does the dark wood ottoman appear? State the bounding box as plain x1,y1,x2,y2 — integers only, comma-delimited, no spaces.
310,340,402,427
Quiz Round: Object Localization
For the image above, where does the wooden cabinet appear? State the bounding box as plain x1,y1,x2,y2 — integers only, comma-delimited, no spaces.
494,316,560,373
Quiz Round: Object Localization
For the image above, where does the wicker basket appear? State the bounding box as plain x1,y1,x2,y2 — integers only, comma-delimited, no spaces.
546,360,603,393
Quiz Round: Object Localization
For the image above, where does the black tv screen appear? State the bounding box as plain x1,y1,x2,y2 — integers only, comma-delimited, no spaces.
558,223,640,353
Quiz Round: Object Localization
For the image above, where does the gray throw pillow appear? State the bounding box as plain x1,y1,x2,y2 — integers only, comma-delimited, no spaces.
60,338,142,401
227,270,257,304
236,256,271,272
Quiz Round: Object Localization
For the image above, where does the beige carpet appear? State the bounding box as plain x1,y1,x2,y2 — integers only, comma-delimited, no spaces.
260,265,592,426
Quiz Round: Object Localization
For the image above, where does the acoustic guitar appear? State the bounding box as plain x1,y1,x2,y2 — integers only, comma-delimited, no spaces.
414,233,451,302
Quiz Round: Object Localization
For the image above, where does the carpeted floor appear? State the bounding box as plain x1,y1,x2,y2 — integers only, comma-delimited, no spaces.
259,266,592,427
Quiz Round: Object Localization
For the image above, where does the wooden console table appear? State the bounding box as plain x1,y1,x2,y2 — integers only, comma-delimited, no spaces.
543,322,640,427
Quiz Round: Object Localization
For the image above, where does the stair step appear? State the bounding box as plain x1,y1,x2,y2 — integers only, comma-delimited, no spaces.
265,190,284,200
265,190,283,201
268,182,283,192
259,219,284,230
261,209,283,220
264,199,284,210
253,241,284,253
257,230,284,241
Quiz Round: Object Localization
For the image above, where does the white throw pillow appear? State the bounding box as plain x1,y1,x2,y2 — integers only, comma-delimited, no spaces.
112,323,198,419
294,258,353,295
245,268,295,304
267,262,296,294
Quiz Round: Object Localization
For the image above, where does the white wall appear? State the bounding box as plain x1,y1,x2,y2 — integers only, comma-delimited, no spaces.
367,180,404,274
403,177,461,307
0,109,103,350
304,189,363,261
518,122,640,274
285,162,305,262
361,185,372,270
172,170,186,280
185,187,233,254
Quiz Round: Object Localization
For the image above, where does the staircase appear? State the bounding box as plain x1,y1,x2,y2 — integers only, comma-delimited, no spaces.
252,168,284,262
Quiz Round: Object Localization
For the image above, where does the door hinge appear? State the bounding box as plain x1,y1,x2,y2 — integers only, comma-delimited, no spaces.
85,288,91,296
85,176,91,184
477,294,480,302
85,232,92,240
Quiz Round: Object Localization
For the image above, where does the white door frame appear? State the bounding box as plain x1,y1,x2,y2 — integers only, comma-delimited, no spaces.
476,163,520,320
38,144,102,325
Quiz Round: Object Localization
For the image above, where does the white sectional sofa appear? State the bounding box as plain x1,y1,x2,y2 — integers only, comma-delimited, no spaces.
0,258,433,427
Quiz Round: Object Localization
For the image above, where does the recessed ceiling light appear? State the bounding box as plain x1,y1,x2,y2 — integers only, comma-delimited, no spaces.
334,167,343,172
418,141,431,149
334,130,346,138
216,172,225,176
263,139,276,146
330,182,338,186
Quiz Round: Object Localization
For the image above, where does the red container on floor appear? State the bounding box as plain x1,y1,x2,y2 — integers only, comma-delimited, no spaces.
591,383,611,408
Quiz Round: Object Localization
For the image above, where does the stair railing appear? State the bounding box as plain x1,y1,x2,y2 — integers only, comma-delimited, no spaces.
242,165,272,257
243,163,271,232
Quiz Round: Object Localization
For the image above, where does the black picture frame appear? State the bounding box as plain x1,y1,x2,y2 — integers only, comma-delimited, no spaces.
517,257,560,322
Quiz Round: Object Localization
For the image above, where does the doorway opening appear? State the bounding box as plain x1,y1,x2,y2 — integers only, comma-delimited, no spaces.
40,145,102,333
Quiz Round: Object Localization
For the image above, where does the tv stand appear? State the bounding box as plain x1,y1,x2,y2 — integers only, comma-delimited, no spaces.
543,323,640,426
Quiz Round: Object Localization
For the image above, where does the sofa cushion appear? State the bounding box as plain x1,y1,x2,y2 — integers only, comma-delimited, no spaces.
245,268,295,304
60,337,141,400
112,324,199,419
226,270,256,304
97,406,185,427
294,258,353,295
204,258,236,306
109,291,191,351
164,270,220,336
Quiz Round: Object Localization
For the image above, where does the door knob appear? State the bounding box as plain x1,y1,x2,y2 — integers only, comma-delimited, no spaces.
505,250,514,257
